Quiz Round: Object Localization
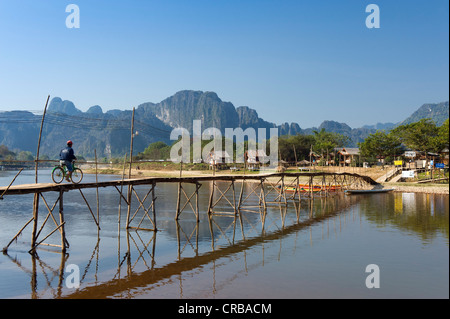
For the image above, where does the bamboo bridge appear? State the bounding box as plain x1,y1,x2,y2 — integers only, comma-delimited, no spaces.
0,170,378,255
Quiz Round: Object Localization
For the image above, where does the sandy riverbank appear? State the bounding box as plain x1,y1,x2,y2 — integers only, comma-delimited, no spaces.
383,183,449,195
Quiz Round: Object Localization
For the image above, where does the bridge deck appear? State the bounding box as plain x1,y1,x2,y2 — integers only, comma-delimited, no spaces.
0,172,378,196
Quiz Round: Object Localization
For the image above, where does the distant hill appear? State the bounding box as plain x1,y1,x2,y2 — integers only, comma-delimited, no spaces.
138,90,301,136
362,122,397,131
0,91,448,158
399,101,449,126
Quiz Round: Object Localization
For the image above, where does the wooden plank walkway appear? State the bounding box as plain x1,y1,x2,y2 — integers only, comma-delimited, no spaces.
0,172,378,196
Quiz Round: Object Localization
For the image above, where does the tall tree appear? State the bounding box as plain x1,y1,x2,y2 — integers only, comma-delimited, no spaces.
358,130,403,163
390,119,440,160
436,118,449,151
278,134,315,162
312,128,350,158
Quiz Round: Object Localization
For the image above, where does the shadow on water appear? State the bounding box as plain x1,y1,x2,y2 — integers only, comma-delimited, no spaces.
65,196,359,299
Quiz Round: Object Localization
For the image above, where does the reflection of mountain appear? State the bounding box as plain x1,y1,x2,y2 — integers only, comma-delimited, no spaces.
363,193,449,243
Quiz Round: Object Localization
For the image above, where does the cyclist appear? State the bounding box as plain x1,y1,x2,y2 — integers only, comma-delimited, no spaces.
59,140,77,182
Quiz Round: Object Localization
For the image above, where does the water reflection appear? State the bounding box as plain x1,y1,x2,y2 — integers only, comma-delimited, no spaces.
2,191,361,298
361,192,449,244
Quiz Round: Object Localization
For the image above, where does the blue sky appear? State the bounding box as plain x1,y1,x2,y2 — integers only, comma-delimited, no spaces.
0,0,448,128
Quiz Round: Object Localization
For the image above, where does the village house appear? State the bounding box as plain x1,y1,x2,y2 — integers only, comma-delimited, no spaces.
309,151,321,164
401,150,442,168
207,151,231,170
334,148,360,167
244,150,267,170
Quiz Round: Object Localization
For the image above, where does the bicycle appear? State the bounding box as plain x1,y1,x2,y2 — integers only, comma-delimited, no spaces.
51,161,83,184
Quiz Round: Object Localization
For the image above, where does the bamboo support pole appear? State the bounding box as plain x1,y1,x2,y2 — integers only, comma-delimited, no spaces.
128,108,135,179
59,189,67,253
126,108,135,229
238,180,245,210
78,189,100,228
129,187,155,226
35,95,50,184
176,182,201,221
207,181,215,215
126,185,133,229
30,193,39,254
195,182,200,223
152,181,157,231
29,222,66,254
95,149,100,230
260,178,267,211
175,182,182,220
281,175,287,206
2,217,34,253
35,194,61,240
232,180,237,216
0,168,23,200
118,153,127,230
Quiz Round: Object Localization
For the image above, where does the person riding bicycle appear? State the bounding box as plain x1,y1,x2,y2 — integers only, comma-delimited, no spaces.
59,140,77,182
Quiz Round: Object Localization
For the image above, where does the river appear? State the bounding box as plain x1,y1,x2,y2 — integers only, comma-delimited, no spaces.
0,169,448,299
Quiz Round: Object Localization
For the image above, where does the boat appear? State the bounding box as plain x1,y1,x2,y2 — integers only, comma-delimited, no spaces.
344,188,394,195
282,184,342,193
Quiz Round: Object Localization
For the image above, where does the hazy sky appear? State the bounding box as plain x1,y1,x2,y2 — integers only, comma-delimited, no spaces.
0,0,448,128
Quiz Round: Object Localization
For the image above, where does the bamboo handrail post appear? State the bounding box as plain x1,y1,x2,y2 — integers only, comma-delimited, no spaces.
30,193,39,254
35,95,50,184
152,181,157,231
118,153,128,230
59,189,67,253
95,149,100,231
232,180,237,216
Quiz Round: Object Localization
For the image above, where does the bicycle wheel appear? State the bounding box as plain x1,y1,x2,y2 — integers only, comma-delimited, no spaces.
70,168,83,184
51,167,65,184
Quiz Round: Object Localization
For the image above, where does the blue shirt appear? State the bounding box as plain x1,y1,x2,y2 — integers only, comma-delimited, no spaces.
60,146,76,161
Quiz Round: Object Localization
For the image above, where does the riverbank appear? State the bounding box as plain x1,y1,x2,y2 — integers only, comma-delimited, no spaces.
384,183,449,195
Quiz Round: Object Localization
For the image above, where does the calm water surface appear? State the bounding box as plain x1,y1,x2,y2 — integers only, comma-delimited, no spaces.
0,169,448,299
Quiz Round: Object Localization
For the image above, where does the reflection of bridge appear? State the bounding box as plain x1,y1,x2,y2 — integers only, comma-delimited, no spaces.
3,193,360,299
1,171,377,255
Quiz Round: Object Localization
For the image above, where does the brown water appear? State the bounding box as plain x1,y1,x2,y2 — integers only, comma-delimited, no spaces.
0,170,448,299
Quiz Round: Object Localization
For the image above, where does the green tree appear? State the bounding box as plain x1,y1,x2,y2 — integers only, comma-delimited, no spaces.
17,151,34,162
278,134,315,162
138,141,171,160
0,145,16,160
312,128,350,162
358,130,403,164
391,118,440,160
436,118,449,151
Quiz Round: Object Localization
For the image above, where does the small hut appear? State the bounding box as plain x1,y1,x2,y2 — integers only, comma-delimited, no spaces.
207,151,230,170
245,150,267,170
335,148,360,166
